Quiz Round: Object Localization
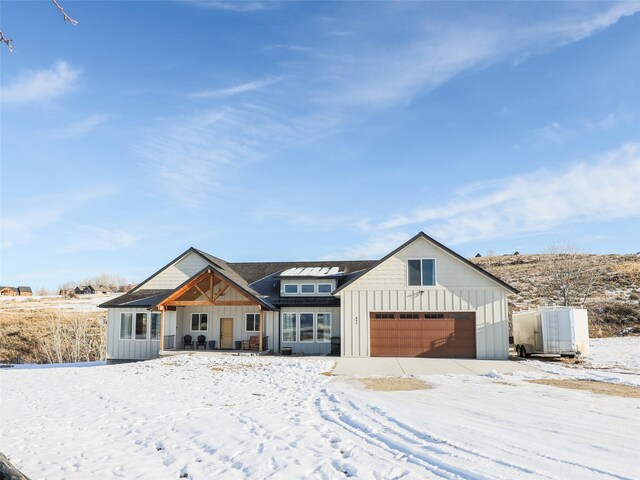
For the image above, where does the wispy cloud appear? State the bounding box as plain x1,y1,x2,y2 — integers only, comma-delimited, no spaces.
142,2,639,208
371,142,640,248
185,0,277,12
0,61,80,104
0,187,115,249
192,76,281,98
61,225,138,252
50,114,112,138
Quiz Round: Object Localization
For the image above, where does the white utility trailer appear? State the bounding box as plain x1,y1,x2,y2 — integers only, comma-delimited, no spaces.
513,307,590,358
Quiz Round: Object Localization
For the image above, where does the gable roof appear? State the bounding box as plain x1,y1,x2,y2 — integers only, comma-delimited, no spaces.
102,232,516,310
333,232,518,294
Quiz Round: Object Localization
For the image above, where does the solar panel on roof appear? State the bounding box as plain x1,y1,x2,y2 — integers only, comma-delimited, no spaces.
280,266,343,277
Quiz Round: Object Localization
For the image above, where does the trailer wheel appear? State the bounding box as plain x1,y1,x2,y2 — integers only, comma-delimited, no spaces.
520,346,528,358
517,346,524,358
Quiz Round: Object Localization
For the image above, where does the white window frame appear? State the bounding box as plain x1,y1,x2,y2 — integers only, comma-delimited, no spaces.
407,258,437,287
282,312,297,343
134,312,148,341
299,312,315,343
150,312,161,341
317,283,333,294
245,313,260,333
191,312,209,332
315,312,332,342
300,284,315,294
283,284,299,295
120,312,133,340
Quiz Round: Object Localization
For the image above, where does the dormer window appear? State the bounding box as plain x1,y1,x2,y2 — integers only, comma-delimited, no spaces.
317,283,332,294
284,284,298,294
300,284,315,294
408,259,436,286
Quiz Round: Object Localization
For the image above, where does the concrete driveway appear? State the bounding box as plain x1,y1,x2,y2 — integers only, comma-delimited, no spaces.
332,357,539,376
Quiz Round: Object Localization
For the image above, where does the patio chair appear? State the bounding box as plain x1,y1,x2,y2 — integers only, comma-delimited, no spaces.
183,335,194,350
196,335,206,350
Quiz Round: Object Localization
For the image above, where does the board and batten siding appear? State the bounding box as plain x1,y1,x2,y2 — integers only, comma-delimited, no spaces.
139,251,210,290
106,307,161,361
280,306,340,355
339,236,510,359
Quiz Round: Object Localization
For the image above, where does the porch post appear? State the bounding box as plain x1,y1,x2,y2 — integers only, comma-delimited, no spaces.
259,306,263,352
159,306,165,351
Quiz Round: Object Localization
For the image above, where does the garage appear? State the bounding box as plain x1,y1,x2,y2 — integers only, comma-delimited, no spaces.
369,312,477,358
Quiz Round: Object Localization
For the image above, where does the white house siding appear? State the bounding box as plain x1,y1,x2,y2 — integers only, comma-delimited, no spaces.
280,306,340,355
339,236,510,359
139,251,210,290
176,305,278,351
106,307,161,362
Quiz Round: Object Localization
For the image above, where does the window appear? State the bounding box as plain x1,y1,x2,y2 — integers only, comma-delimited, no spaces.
191,313,208,331
407,259,436,286
317,283,332,294
135,313,148,340
282,313,297,342
300,284,315,294
283,284,298,294
300,313,314,342
375,313,395,319
400,313,420,319
246,313,260,332
150,312,161,340
316,313,331,342
120,313,132,339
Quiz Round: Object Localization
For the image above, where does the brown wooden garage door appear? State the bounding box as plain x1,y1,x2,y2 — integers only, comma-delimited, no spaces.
370,312,476,358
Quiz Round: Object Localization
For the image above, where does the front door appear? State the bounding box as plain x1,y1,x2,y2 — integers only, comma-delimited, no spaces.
220,318,234,349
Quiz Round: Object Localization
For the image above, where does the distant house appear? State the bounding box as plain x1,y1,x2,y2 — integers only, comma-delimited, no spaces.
93,285,112,295
17,286,32,296
75,286,95,295
0,287,18,296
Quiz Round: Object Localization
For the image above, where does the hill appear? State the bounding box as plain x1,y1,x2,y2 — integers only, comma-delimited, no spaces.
471,254,640,337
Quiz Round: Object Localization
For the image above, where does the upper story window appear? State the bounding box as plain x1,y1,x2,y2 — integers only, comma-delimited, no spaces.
300,284,315,294
282,281,334,296
407,259,436,286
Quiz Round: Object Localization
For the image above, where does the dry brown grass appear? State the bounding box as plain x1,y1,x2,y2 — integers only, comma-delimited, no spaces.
528,379,640,398
0,309,106,364
360,377,431,391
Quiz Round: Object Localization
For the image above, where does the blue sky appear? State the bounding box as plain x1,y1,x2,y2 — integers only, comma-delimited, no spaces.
1,1,640,290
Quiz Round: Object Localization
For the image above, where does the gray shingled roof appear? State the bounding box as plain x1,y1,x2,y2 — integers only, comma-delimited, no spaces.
98,289,173,308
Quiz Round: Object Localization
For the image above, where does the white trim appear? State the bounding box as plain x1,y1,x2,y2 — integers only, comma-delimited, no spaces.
133,312,149,341
245,312,260,333
299,312,314,342
300,283,315,294
190,312,209,332
315,312,332,342
119,312,133,340
406,258,437,287
281,312,297,343
150,312,161,341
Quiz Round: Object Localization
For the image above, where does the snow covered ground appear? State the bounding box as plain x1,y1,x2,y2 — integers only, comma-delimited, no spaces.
523,336,640,387
0,294,113,312
1,340,639,479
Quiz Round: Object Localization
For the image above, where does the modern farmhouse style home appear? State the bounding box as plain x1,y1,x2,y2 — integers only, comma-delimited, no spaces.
100,232,517,364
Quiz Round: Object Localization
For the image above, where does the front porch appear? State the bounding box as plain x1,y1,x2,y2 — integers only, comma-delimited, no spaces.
156,267,279,355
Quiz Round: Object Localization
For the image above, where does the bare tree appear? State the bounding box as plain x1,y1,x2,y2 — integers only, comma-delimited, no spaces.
542,243,600,307
1,0,77,53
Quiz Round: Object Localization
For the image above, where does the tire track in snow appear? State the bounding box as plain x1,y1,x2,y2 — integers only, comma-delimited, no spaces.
314,386,564,480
